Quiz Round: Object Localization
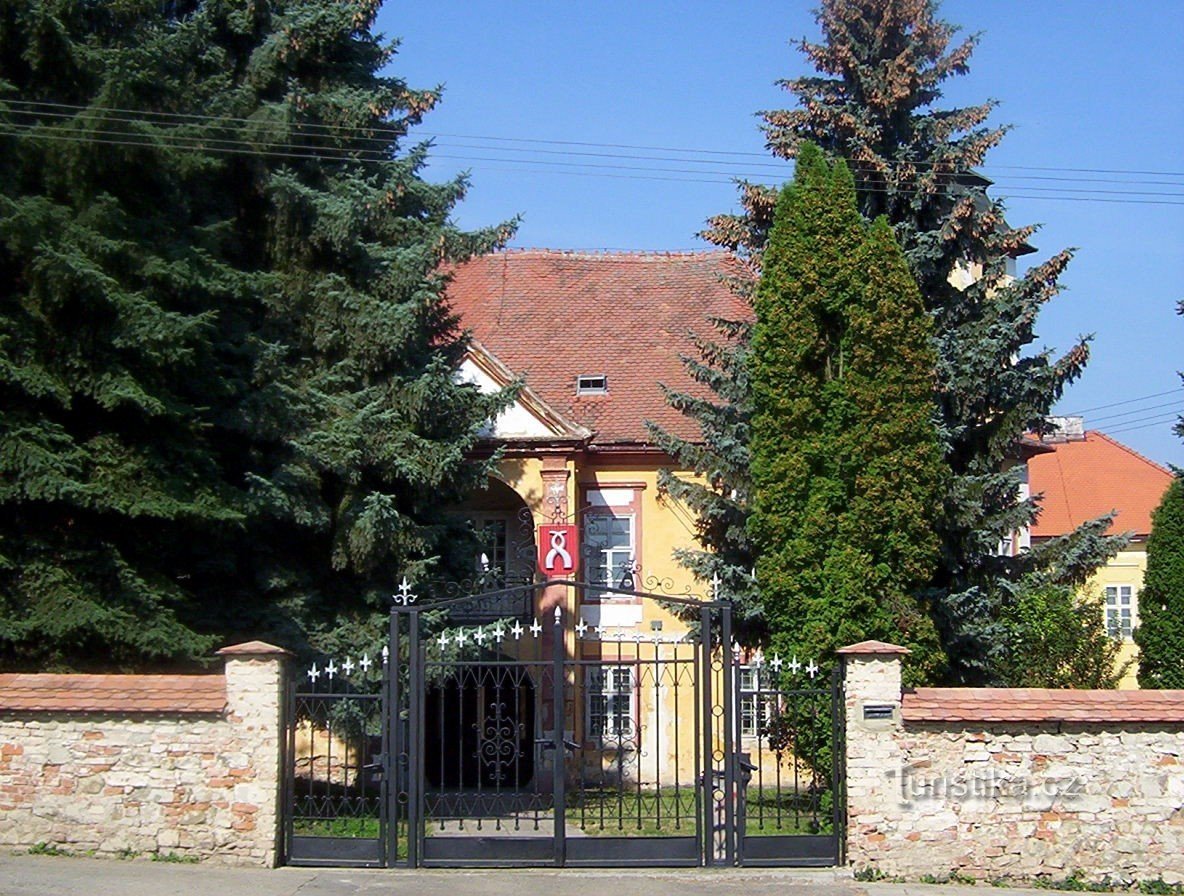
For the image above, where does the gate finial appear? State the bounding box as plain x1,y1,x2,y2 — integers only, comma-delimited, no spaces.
393,576,417,606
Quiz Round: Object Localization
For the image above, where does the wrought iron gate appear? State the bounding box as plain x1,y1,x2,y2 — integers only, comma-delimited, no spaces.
281,579,843,868
284,651,389,867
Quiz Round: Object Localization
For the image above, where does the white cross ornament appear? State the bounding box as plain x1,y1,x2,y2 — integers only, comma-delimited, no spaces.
770,653,783,673
529,618,542,638
511,621,524,640
326,659,338,680
437,632,450,650
393,576,417,606
342,657,354,677
789,656,801,675
806,660,819,679
359,654,372,673
307,663,320,684
493,625,505,643
473,628,487,646
575,619,588,637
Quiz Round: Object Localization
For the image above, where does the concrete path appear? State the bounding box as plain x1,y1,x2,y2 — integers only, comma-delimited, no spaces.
0,853,1088,896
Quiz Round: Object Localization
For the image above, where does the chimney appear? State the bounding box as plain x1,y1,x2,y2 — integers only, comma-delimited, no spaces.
1044,415,1086,443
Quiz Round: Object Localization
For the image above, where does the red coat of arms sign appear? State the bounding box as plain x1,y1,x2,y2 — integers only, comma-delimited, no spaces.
537,524,579,577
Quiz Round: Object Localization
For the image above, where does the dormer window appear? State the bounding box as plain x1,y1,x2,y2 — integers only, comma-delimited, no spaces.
577,375,608,395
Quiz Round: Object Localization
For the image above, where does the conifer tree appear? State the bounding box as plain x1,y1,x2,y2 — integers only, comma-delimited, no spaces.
0,1,510,669
700,0,1124,681
748,144,946,682
1135,476,1184,688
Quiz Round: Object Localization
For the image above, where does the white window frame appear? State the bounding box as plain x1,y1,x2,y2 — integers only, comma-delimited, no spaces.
582,488,639,597
1104,585,1136,641
739,665,775,739
585,665,636,743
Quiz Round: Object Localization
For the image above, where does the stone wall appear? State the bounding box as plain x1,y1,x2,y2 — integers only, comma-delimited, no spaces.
0,642,288,866
840,641,1184,883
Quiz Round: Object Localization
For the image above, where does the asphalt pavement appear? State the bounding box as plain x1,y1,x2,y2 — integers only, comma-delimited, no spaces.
0,853,1092,896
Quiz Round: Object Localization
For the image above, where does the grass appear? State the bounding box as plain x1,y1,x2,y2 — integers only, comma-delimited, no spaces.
28,843,71,857
292,786,831,841
151,852,199,864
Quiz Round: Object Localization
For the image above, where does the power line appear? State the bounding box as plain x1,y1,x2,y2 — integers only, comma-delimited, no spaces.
1105,416,1183,437
3,121,1183,206
1086,400,1184,425
1103,411,1184,435
5,98,1184,182
1060,388,1184,416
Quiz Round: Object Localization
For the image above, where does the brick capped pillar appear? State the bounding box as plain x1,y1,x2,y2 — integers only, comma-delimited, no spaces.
837,640,909,870
215,641,291,867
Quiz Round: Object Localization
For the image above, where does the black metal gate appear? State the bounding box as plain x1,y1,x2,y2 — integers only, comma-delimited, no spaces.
281,579,843,868
284,651,390,867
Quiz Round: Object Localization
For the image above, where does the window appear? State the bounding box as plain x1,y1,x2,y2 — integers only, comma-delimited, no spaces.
1105,585,1135,640
582,488,640,595
576,375,608,395
587,665,635,740
739,666,774,738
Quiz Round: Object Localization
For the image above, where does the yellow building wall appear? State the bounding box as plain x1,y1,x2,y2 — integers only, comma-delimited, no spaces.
1085,546,1147,689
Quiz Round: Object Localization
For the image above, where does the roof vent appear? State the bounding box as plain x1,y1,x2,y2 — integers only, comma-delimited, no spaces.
576,375,607,395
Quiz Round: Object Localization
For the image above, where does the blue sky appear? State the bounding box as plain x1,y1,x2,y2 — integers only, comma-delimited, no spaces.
382,1,1184,468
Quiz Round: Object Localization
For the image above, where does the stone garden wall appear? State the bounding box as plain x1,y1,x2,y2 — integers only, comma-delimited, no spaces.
840,641,1184,883
0,642,287,866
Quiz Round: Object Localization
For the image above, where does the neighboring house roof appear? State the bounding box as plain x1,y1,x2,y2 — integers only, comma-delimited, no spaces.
445,249,750,446
1028,431,1174,538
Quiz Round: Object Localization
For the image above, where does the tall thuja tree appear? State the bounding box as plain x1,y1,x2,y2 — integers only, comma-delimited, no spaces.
0,1,252,670
706,0,1124,682
168,0,514,658
1135,477,1184,688
748,145,946,682
1136,308,1184,686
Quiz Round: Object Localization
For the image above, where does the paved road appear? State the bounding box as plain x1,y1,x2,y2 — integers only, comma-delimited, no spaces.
0,854,1081,896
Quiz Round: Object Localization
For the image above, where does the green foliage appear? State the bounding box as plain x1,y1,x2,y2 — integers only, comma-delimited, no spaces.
0,1,512,669
703,0,1126,682
748,145,947,682
1135,477,1184,688
999,583,1126,689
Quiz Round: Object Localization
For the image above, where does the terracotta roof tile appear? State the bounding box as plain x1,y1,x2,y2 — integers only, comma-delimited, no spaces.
1028,431,1173,538
0,674,226,714
445,249,752,445
902,687,1184,723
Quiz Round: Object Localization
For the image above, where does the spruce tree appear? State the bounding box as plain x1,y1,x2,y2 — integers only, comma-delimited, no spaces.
0,1,511,669
1135,477,1184,688
0,1,248,669
701,0,1125,681
748,145,946,682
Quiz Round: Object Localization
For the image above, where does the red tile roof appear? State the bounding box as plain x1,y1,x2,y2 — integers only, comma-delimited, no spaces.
903,687,1184,723
445,249,751,445
1028,431,1174,538
0,674,226,714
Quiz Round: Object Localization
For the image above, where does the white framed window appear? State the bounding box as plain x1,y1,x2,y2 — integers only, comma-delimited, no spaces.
576,374,608,395
582,488,640,595
586,665,635,741
1105,585,1135,640
739,666,774,738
